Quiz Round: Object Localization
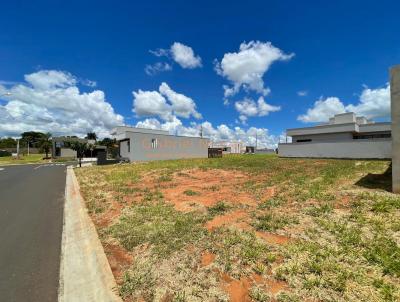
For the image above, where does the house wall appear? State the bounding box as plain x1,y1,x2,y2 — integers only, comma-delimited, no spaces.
122,132,209,161
391,65,400,193
292,132,353,142
278,139,391,159
60,148,77,158
119,140,130,158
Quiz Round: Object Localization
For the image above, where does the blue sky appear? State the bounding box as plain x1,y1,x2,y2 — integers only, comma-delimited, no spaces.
1,0,399,146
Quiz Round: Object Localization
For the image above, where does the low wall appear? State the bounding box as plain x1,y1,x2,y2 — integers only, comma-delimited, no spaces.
1,147,42,154
278,139,392,159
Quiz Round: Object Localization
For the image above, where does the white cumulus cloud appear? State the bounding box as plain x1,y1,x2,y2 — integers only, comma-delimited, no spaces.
346,85,390,118
144,62,172,76
298,84,390,123
215,41,294,98
0,70,124,137
297,97,345,123
148,42,202,71
132,82,202,121
170,42,202,69
235,96,280,124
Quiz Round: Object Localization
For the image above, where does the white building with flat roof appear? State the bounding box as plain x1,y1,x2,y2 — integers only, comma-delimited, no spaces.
279,112,391,159
112,126,209,162
208,141,244,154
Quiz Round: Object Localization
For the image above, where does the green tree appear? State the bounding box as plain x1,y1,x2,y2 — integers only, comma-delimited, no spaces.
0,137,17,148
86,132,97,141
21,131,46,148
71,141,89,167
39,133,52,158
99,137,118,158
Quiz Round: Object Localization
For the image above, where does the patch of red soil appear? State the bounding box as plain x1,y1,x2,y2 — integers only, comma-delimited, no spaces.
105,243,133,283
265,278,287,295
205,210,247,231
256,231,290,245
220,270,289,301
158,169,256,212
263,186,276,199
95,200,123,228
221,273,252,302
200,251,216,267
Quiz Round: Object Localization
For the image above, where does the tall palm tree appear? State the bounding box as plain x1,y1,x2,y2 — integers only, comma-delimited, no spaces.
71,141,88,167
39,132,52,159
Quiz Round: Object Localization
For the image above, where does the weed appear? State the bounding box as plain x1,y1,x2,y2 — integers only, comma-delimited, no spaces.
364,235,400,277
371,195,400,213
249,285,270,301
183,189,200,196
258,197,283,210
158,174,173,182
206,185,220,191
173,291,186,302
208,201,231,217
119,260,155,299
304,203,333,217
254,213,297,232
206,228,272,277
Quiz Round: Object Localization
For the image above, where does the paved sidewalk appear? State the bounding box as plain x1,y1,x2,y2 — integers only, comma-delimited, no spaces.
59,166,121,302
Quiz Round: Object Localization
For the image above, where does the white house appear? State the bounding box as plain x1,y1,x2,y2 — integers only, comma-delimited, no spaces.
208,141,244,154
112,126,209,162
278,112,391,159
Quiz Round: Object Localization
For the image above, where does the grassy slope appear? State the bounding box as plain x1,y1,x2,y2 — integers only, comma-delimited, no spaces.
76,155,400,302
0,154,47,165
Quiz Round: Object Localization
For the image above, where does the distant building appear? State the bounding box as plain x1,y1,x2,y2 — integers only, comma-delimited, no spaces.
255,148,276,154
52,136,102,158
112,126,209,162
208,141,243,154
279,112,391,159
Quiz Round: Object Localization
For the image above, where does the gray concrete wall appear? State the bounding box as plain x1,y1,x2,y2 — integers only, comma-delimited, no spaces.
123,132,209,161
60,148,77,158
293,132,353,142
391,65,400,193
119,140,130,158
278,139,391,159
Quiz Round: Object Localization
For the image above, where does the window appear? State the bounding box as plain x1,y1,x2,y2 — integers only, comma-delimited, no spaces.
353,133,391,140
151,138,158,149
127,139,130,152
296,139,312,143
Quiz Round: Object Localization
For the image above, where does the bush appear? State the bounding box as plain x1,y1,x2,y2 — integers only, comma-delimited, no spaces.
0,150,12,157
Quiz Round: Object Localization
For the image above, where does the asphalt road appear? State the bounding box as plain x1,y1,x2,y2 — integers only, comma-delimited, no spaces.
0,163,67,302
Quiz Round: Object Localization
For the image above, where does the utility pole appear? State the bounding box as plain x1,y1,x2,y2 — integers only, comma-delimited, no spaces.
391,65,400,193
200,125,203,138
16,139,20,159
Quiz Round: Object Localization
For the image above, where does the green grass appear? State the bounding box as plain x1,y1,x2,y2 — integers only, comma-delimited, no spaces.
207,201,231,217
254,213,298,232
75,155,400,301
183,189,200,196
258,197,284,210
0,154,47,165
206,228,275,277
109,200,206,257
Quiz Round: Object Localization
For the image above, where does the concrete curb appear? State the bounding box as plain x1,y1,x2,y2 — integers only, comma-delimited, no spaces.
59,166,122,302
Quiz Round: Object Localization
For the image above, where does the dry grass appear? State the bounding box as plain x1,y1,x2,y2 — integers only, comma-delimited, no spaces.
75,154,400,302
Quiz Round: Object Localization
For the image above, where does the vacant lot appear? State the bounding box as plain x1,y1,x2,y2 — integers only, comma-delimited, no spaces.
76,155,400,302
